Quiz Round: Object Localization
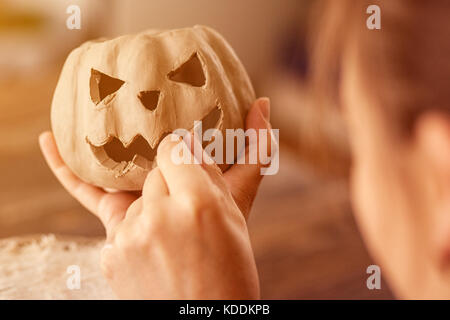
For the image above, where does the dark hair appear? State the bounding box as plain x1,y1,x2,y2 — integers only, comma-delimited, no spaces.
309,0,450,135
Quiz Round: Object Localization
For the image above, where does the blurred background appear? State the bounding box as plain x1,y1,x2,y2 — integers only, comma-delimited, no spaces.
0,0,392,298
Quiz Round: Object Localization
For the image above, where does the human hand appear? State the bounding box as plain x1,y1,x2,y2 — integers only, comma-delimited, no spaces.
39,98,272,299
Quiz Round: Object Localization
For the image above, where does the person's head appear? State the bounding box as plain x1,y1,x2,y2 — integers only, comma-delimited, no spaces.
312,0,450,298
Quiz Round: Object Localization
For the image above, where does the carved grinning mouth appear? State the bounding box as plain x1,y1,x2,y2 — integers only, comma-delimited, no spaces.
88,105,223,176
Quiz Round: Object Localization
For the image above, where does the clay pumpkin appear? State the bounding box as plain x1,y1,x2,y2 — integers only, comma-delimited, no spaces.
51,25,255,190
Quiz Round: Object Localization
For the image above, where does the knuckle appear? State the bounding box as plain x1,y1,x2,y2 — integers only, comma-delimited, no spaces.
178,192,219,223
114,225,134,251
180,193,208,212
140,214,161,241
129,212,163,247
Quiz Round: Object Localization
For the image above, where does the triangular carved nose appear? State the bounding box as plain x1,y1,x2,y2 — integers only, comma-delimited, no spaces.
138,90,160,111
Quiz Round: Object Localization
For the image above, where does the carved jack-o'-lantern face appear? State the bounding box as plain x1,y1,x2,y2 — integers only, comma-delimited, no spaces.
51,26,255,190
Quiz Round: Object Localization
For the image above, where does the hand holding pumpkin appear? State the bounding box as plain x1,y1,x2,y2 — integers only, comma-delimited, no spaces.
39,98,272,299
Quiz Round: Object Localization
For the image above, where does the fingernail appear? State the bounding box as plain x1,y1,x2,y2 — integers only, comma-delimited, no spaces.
38,131,48,143
258,97,270,121
167,133,182,142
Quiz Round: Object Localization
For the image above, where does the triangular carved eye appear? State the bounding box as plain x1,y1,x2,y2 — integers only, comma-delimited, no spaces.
138,90,160,111
168,52,206,87
90,68,125,105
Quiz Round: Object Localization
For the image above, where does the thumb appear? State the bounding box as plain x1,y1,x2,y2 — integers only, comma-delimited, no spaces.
224,97,273,219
